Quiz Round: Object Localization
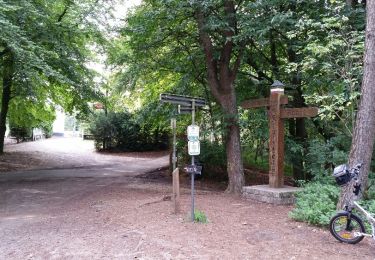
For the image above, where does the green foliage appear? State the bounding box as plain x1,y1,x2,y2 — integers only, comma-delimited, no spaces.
241,146,269,171
194,210,208,223
197,141,227,181
358,200,375,217
290,183,340,226
9,126,32,141
8,96,55,140
0,0,108,103
305,136,351,182
0,0,113,152
39,121,53,138
8,97,56,130
89,111,169,152
291,171,375,228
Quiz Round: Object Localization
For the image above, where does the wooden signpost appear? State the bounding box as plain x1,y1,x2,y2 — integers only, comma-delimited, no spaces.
172,167,180,213
241,87,318,188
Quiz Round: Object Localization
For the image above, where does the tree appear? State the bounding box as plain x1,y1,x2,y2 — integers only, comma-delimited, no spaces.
339,0,375,207
112,0,369,193
112,0,245,193
194,1,245,193
0,0,110,153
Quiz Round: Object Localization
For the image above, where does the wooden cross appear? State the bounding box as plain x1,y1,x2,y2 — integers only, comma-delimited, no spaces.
241,88,318,188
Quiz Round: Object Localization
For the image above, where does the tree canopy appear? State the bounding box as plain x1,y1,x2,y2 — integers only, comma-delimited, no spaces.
0,0,112,151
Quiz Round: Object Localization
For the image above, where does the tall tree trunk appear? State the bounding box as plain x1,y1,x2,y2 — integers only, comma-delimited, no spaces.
195,1,245,194
338,1,375,208
269,29,279,78
0,49,14,154
290,88,308,181
222,92,244,193
287,45,308,181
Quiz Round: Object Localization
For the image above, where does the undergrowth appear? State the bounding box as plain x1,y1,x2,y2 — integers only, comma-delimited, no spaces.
194,210,208,223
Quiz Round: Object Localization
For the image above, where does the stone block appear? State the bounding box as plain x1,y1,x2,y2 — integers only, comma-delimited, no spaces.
242,185,301,205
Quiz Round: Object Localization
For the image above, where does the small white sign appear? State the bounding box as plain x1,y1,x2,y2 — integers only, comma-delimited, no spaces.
188,141,200,155
187,125,199,141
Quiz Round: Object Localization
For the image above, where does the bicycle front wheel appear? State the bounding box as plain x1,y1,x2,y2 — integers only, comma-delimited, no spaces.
329,212,365,244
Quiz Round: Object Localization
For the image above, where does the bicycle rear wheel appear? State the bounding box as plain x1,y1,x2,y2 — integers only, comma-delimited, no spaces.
329,212,365,244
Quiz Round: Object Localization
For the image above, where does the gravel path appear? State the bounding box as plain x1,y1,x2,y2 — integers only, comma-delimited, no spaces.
0,137,374,259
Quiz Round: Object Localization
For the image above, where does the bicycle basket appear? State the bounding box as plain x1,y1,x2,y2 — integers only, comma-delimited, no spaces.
333,164,351,186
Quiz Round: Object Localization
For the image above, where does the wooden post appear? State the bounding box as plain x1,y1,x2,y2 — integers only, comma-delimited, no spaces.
269,88,284,188
172,168,180,214
241,90,318,188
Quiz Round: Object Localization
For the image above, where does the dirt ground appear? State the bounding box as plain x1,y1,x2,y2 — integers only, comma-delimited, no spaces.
0,137,374,259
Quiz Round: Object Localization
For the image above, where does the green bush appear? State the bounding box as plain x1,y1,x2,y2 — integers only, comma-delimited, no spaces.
305,137,350,183
196,141,227,181
289,182,340,226
291,171,375,227
39,122,53,138
9,126,32,141
194,210,208,223
89,112,168,152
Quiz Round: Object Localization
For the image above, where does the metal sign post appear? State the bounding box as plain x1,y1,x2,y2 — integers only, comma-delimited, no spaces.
160,93,205,221
171,118,177,170
191,101,196,221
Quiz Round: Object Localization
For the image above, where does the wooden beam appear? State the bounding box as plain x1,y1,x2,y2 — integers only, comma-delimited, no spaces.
280,107,319,119
268,92,284,188
172,168,180,214
241,95,288,109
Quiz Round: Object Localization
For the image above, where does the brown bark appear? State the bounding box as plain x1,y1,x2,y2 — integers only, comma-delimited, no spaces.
287,45,308,181
338,1,375,208
290,88,308,181
0,49,14,154
270,30,279,78
222,92,244,193
195,1,244,194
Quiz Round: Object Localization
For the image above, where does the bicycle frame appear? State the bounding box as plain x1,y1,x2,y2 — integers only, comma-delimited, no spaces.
352,201,375,240
334,163,375,242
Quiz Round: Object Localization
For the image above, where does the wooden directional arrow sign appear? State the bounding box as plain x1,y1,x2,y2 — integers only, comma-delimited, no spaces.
280,107,319,119
241,96,288,109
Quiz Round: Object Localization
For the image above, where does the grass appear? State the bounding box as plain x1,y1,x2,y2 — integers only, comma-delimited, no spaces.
194,210,208,223
242,148,293,177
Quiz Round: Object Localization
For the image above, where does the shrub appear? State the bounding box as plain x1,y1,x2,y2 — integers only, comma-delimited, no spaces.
199,141,227,180
89,112,168,152
194,210,208,223
178,140,227,181
289,182,340,226
305,137,350,182
39,122,53,138
9,126,32,141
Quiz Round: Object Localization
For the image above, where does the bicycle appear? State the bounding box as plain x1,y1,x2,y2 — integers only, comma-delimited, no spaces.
329,163,375,244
